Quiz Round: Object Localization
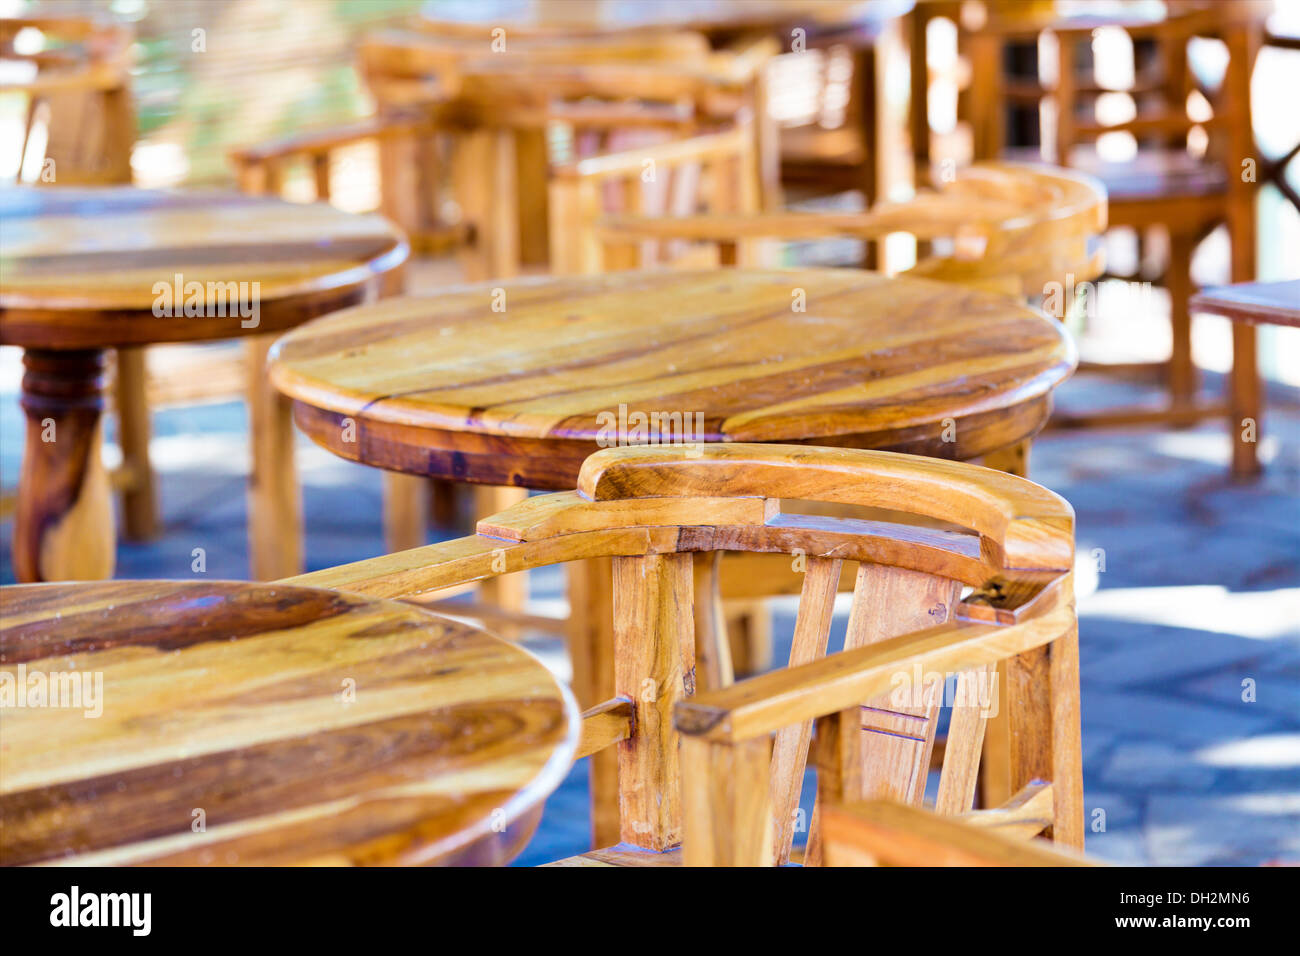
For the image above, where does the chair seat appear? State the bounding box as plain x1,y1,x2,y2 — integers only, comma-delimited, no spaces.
1003,145,1227,202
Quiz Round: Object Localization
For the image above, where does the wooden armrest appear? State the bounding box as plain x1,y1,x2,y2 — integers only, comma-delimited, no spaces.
822,799,1098,866
228,114,431,166
674,599,1074,743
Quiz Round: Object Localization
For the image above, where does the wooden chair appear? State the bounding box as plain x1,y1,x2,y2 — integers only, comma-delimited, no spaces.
575,159,1107,299
0,14,159,541
548,123,764,275
949,1,1270,468
548,151,1099,687
280,442,1081,865
821,799,1098,866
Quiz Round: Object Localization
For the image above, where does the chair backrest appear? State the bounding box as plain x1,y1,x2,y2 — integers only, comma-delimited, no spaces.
549,123,763,274
957,0,1270,173
286,442,1080,866
579,160,1107,299
1,15,133,185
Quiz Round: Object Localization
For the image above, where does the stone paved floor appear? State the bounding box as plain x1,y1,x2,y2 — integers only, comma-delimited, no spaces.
1,348,1296,866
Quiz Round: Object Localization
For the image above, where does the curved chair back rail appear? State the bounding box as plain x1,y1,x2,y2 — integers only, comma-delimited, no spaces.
584,160,1108,297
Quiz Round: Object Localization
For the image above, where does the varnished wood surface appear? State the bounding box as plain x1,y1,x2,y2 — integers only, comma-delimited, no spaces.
0,581,578,866
0,187,408,348
1191,280,1300,329
270,269,1075,489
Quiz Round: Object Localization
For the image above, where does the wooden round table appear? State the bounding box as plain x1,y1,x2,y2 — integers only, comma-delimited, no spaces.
0,580,578,866
0,186,408,583
270,269,1074,487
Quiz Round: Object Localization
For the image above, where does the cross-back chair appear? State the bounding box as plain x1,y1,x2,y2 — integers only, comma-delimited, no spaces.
947,0,1270,471
283,442,1082,866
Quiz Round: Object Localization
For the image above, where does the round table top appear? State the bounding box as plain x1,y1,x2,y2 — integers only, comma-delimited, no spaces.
0,187,408,349
0,580,578,866
270,269,1075,489
419,0,912,38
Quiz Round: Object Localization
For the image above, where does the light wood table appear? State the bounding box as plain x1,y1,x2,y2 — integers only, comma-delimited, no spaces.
0,186,408,583
0,579,578,866
269,267,1073,844
1191,279,1300,478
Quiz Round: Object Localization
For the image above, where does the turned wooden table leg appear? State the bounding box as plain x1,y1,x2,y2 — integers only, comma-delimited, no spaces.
1229,322,1262,479
14,348,115,582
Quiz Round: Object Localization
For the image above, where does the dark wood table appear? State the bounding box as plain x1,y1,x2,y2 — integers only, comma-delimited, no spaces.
0,186,407,582
1191,279,1300,477
0,580,578,866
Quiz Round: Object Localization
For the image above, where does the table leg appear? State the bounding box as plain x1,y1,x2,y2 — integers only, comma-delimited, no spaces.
114,346,159,540
14,348,115,582
975,438,1030,809
1229,322,1262,479
383,472,429,552
474,485,529,610
246,334,302,580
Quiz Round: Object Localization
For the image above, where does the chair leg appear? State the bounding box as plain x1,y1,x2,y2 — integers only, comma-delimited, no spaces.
1167,231,1197,416
567,557,621,849
1229,322,1262,479
725,599,772,677
245,334,302,580
382,472,428,553
115,346,159,540
977,438,1029,808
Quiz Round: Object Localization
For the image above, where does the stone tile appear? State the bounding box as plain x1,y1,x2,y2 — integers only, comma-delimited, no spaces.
1099,742,1219,790
1181,662,1300,722
1080,623,1294,687
1145,793,1300,866
1080,687,1280,747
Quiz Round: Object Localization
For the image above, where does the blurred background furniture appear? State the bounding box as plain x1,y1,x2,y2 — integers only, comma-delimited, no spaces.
0,186,406,582
913,1,1276,476
1191,279,1300,475
0,579,578,866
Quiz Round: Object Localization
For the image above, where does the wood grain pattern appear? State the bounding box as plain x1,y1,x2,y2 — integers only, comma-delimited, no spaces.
0,581,578,866
270,269,1075,489
0,187,408,347
821,799,1097,867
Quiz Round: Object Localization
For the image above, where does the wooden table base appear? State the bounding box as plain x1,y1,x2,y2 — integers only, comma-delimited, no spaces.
14,348,115,582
